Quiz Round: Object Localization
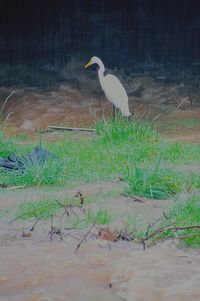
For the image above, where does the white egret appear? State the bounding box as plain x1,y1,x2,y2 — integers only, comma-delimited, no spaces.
84,56,131,119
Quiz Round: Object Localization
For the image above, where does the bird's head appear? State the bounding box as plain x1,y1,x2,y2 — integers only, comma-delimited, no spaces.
84,56,102,69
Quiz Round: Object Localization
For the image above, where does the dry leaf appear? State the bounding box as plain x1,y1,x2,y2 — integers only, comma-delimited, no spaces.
22,231,32,238
99,228,117,242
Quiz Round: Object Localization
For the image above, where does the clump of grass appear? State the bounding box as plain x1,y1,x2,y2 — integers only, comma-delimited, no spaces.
162,141,184,162
70,208,112,229
86,208,112,225
163,141,200,163
96,114,158,144
159,195,200,247
125,157,183,199
16,199,61,220
15,197,82,221
1,155,65,186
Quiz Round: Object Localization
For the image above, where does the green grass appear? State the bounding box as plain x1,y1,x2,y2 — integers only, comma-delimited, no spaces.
15,190,105,219
16,199,61,220
70,208,112,229
125,157,184,199
1,155,65,186
1,116,200,192
15,197,83,221
162,141,200,163
158,195,200,247
96,115,158,144
123,195,200,247
0,132,18,158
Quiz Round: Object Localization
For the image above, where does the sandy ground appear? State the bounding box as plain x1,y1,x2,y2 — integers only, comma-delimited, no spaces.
0,181,199,301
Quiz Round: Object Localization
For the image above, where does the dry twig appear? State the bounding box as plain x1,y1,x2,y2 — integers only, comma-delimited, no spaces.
49,215,63,241
142,223,200,245
74,220,97,252
121,193,146,203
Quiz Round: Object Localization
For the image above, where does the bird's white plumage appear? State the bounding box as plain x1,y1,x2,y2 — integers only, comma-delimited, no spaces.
102,74,130,117
84,56,131,117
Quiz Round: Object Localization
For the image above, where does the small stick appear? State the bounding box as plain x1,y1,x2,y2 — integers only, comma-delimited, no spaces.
9,213,28,224
158,233,200,242
144,224,172,241
0,184,24,190
74,191,84,206
161,224,200,232
69,206,79,217
163,212,169,220
74,220,97,252
107,239,111,251
55,199,65,207
141,239,146,251
29,216,42,232
9,185,25,190
49,215,53,242
152,114,162,122
58,208,70,221
144,224,200,242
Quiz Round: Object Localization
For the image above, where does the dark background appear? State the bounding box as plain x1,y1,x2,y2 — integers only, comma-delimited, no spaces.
0,0,199,85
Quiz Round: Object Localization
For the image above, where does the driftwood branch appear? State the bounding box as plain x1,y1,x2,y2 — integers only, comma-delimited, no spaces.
0,184,25,190
47,126,96,132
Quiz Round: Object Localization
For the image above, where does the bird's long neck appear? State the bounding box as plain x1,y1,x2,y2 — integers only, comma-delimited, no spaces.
97,60,105,86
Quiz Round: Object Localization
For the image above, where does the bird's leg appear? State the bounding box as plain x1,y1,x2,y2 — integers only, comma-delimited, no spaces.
128,113,133,122
112,104,117,121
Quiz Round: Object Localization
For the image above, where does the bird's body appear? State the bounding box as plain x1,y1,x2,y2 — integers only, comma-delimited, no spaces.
84,56,131,118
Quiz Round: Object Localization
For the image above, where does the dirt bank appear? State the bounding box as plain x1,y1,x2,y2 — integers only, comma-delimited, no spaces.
1,83,200,143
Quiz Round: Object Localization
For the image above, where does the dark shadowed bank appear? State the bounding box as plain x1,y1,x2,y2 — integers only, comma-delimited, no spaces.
0,0,199,87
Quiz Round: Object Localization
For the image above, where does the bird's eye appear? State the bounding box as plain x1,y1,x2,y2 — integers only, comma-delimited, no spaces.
91,64,99,71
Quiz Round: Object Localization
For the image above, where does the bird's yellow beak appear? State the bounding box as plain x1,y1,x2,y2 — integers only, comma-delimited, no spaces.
84,60,92,69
